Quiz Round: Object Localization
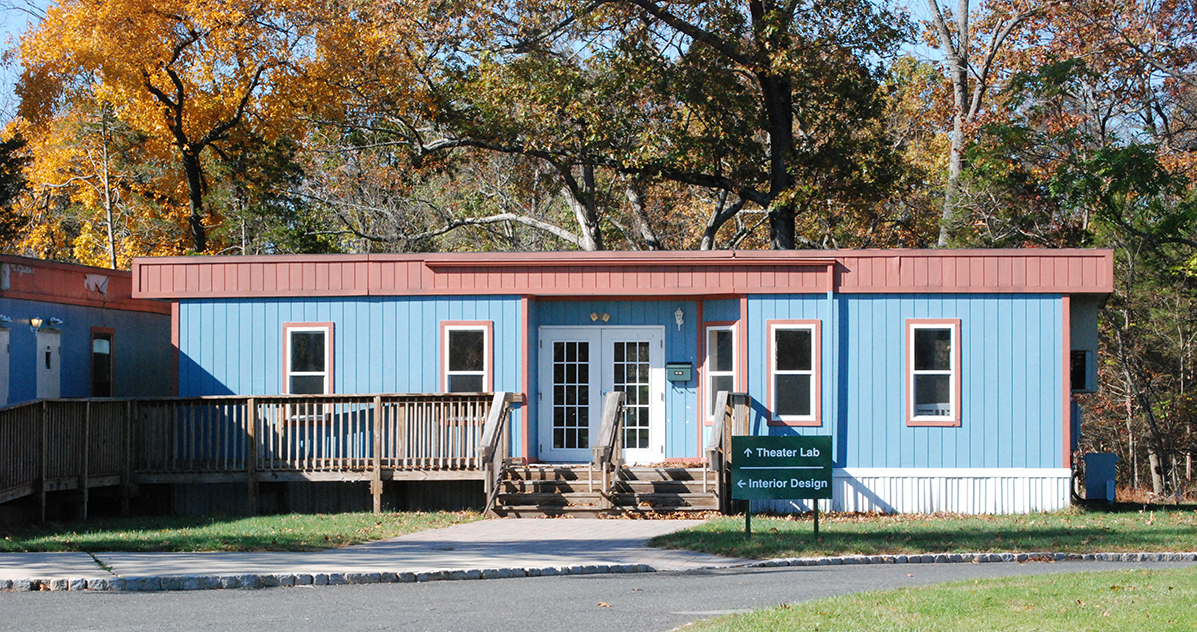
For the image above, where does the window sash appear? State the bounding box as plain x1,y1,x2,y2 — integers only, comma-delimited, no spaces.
705,326,736,420
770,323,817,422
908,323,957,422
286,327,329,395
444,326,489,393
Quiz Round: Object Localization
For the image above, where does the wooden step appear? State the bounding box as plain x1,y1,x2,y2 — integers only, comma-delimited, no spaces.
490,463,723,517
610,480,711,494
610,493,719,509
494,492,606,507
618,467,711,482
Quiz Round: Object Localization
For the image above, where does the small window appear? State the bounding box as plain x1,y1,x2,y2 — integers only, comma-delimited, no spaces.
284,324,332,395
705,325,736,420
443,323,492,392
907,319,961,426
91,330,114,397
768,321,821,426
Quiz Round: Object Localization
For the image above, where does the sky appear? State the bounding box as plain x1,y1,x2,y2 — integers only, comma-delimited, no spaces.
0,1,43,120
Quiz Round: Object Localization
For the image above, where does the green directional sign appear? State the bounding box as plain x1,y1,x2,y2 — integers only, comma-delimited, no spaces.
731,436,833,501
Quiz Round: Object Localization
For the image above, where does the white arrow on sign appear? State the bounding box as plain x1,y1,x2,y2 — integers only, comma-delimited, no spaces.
737,479,746,488
744,448,753,457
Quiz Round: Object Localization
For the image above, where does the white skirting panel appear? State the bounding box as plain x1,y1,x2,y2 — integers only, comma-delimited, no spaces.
751,468,1073,515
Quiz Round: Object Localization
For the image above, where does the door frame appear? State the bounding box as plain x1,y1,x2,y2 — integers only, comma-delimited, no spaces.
537,325,666,463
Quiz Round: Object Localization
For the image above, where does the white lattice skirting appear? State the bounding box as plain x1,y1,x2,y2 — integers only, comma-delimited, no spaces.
752,468,1073,515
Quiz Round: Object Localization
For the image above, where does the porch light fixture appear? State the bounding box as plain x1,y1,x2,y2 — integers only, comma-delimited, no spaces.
674,308,684,331
590,312,610,322
30,316,42,332
49,317,63,327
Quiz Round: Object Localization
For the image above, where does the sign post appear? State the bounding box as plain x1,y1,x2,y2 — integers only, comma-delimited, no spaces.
731,436,833,538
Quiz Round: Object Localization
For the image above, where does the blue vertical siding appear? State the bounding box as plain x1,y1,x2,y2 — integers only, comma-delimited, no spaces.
746,293,1064,470
177,291,1064,469
1,297,173,404
526,300,541,460
177,296,522,397
703,299,740,322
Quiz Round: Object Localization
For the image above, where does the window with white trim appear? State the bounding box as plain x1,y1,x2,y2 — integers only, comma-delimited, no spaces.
706,325,736,420
907,320,959,424
286,326,330,394
769,322,818,423
445,326,488,392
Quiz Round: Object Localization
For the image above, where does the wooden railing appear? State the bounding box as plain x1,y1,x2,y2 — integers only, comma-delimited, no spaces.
480,392,514,515
0,392,520,518
706,391,752,513
589,391,628,507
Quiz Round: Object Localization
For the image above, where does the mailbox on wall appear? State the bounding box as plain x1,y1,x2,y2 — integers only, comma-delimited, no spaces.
665,362,692,382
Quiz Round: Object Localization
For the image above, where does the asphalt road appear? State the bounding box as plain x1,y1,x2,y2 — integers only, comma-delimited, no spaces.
2,561,1192,632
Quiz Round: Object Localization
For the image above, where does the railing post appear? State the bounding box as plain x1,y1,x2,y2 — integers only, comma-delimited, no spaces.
481,392,511,516
372,395,383,515
122,400,132,516
38,401,47,523
246,397,257,516
81,401,90,520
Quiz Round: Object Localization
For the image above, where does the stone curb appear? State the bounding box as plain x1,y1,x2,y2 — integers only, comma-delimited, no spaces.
0,562,656,592
2,551,1195,592
746,551,1197,568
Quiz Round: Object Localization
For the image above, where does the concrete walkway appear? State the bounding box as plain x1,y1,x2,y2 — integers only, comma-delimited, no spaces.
0,519,750,589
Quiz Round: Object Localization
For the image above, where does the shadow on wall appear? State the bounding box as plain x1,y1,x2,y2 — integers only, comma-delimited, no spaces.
177,351,236,396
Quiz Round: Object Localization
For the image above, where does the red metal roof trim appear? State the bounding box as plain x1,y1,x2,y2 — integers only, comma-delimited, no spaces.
2,255,171,314
131,250,1113,299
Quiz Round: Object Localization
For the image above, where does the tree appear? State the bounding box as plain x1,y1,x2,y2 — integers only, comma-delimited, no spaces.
17,0,317,253
311,0,910,250
0,133,28,248
924,0,1058,246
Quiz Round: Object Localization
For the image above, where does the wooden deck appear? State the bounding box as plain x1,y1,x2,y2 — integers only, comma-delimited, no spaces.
1,390,752,520
0,392,520,519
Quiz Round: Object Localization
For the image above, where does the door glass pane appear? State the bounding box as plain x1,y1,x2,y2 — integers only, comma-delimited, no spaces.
290,332,325,372
552,341,590,449
914,328,952,371
616,341,651,450
776,329,812,371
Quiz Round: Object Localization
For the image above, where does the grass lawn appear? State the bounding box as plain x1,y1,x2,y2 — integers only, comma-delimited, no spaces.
684,567,1197,631
0,511,479,552
651,505,1197,559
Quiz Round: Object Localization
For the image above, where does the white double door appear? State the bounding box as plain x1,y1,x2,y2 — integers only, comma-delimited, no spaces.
538,326,665,464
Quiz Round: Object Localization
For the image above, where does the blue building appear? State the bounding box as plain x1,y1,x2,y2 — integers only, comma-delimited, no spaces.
1,255,173,406
131,249,1111,513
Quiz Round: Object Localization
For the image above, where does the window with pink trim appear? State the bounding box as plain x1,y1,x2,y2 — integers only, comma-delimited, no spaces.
443,323,492,392
284,323,333,395
768,320,821,426
906,319,961,426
